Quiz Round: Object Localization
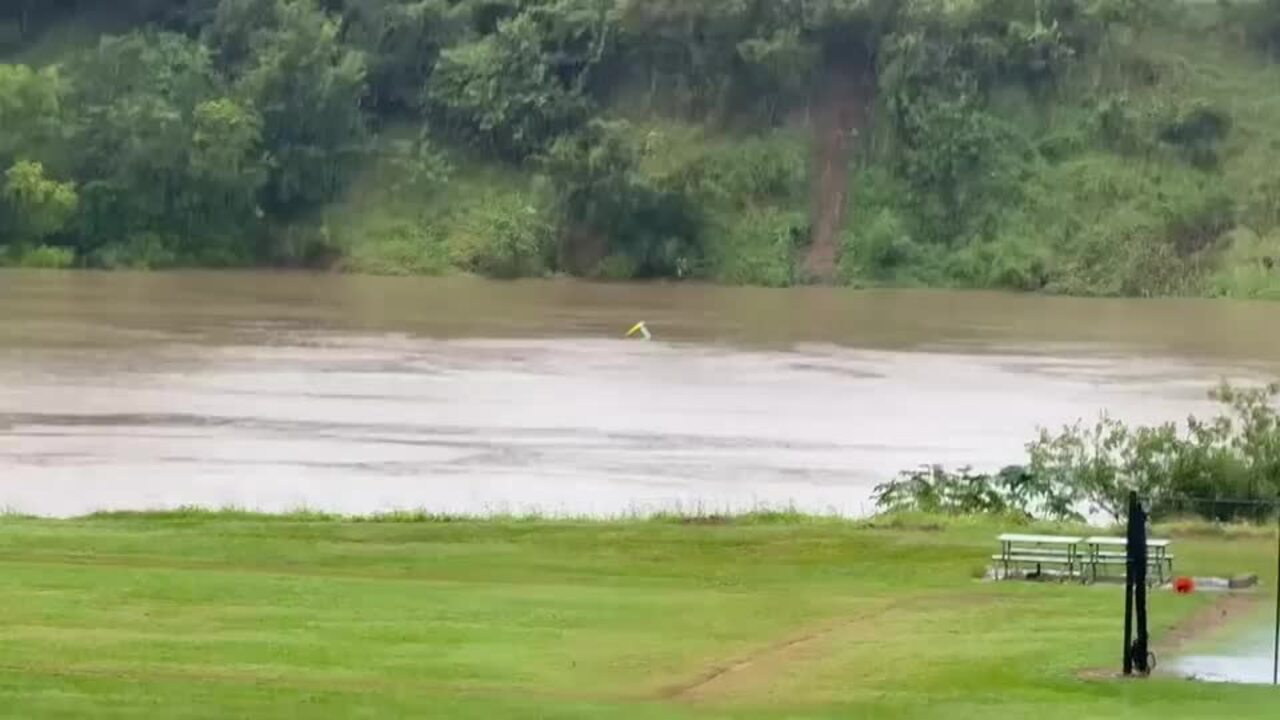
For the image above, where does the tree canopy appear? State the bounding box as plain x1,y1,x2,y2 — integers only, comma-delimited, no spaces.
0,0,1256,288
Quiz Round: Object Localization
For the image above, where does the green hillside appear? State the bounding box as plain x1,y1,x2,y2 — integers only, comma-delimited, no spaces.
4,1,1280,297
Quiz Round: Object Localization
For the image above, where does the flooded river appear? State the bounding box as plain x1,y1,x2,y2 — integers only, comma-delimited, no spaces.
2,270,1279,517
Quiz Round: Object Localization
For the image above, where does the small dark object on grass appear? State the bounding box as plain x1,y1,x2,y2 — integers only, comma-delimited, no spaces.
1229,574,1259,589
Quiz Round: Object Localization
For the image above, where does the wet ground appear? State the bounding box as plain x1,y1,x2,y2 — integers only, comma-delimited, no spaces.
1169,607,1279,685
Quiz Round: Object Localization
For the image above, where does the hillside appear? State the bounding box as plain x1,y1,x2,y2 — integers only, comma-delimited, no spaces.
4,1,1280,297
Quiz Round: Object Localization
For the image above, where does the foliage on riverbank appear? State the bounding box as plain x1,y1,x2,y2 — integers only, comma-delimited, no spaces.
876,382,1280,524
0,511,1273,717
5,2,1280,296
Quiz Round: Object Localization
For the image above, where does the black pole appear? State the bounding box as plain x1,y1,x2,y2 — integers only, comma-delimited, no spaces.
1123,556,1134,676
1124,493,1135,676
1133,495,1149,676
1273,503,1279,686
1123,491,1150,676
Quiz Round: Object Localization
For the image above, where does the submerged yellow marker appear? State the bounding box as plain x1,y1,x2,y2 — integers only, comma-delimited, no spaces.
626,321,652,341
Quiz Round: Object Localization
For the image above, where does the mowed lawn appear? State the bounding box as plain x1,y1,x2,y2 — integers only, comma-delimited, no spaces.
0,513,1275,719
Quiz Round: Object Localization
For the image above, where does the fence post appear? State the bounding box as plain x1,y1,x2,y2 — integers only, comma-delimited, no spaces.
1273,500,1279,686
1123,491,1150,676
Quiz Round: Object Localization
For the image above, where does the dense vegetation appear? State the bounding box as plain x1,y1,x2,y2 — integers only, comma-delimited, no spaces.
875,382,1280,523
3,1,1280,296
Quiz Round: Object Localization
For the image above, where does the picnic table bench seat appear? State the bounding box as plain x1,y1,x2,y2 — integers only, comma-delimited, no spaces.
995,534,1085,579
995,534,1174,584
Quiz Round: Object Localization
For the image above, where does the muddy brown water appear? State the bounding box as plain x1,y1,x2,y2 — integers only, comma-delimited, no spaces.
2,270,1280,518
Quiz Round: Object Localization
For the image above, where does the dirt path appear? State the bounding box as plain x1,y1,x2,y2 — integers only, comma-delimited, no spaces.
1154,592,1265,653
806,63,874,283
668,590,1269,702
661,605,895,703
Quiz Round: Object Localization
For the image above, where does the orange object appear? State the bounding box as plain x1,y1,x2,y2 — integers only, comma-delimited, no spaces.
1173,577,1195,594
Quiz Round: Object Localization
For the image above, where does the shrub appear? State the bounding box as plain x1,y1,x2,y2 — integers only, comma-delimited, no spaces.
89,233,180,270
944,231,1052,291
705,206,804,287
1156,99,1233,170
448,190,553,279
543,120,702,278
343,219,448,276
12,244,75,269
595,254,637,280
1028,382,1280,522
842,208,918,282
873,465,1080,522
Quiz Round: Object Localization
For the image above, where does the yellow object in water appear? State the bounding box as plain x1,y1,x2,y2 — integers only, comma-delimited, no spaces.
626,322,652,341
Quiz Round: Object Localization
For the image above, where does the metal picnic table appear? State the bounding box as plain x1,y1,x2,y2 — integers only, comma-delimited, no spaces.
995,534,1085,580
1084,536,1174,584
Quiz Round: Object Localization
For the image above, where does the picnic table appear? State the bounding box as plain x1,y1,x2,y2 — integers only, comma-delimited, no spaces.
995,534,1084,580
994,534,1174,584
1083,536,1174,584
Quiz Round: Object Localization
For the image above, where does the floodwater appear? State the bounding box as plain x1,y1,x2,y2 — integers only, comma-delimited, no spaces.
2,270,1280,518
1170,609,1279,685
1173,647,1277,685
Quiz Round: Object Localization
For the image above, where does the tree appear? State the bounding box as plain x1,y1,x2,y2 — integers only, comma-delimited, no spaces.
428,11,593,160
237,0,369,214
205,0,287,70
63,31,222,256
1243,0,1280,58
543,119,700,277
614,0,759,118
338,0,463,112
186,97,268,241
61,30,267,264
1,160,78,251
0,64,64,166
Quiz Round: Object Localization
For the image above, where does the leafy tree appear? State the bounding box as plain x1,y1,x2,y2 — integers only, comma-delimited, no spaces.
63,31,223,257
429,10,593,160
0,64,63,165
1029,383,1280,522
236,0,368,214
0,0,1219,284
338,0,462,112
543,119,700,277
61,30,267,264
187,97,268,233
205,0,286,70
1,160,78,251
873,464,1080,521
1240,0,1280,58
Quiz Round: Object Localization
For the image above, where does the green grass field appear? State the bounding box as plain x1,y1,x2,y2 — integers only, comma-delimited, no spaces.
0,511,1275,718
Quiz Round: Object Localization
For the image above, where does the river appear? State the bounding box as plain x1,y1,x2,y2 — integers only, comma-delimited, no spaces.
1,270,1277,518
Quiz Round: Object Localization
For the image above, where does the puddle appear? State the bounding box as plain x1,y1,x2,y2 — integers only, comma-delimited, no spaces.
1173,653,1276,684
1168,611,1279,685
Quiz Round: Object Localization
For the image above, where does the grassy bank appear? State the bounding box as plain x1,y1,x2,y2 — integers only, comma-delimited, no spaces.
0,511,1275,718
